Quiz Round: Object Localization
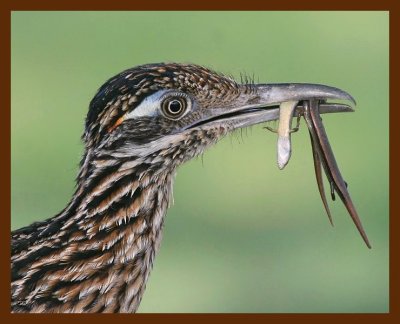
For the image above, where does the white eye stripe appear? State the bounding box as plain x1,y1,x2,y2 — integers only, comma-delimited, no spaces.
124,90,169,120
124,90,191,120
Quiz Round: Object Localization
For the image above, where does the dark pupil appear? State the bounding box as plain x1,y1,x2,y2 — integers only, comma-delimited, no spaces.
168,100,182,114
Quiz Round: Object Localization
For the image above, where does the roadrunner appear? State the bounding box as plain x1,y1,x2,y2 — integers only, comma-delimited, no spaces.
11,63,368,313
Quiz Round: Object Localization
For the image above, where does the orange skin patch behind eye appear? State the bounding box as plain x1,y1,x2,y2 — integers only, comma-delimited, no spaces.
108,116,125,133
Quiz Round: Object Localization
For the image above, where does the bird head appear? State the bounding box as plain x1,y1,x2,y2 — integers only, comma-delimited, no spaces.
83,63,354,169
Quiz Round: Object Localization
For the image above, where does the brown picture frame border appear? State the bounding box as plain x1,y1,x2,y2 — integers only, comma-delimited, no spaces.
1,1,397,323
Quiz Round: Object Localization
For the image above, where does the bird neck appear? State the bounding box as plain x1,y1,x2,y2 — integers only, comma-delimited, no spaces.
12,149,176,313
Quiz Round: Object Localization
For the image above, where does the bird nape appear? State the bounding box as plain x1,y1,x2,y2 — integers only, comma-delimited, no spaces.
11,62,369,313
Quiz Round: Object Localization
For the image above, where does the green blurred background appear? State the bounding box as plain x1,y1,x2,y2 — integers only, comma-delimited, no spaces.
11,11,388,313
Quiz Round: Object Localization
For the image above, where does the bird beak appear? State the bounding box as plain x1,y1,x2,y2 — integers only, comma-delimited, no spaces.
187,83,371,248
187,83,355,132
187,83,355,162
187,84,355,167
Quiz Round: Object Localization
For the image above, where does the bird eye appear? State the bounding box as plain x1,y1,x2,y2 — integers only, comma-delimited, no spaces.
161,96,188,120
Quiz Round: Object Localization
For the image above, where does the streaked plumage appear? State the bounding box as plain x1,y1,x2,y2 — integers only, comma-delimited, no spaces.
11,63,362,313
